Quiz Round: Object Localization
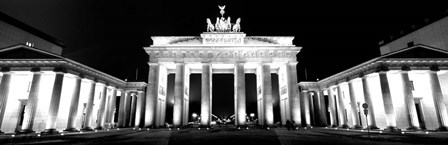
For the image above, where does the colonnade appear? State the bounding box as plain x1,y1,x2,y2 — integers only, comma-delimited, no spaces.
145,62,300,127
0,67,146,133
301,66,448,131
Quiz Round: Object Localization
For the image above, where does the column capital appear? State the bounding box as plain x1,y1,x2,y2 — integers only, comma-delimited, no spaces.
1,67,11,72
53,67,67,73
31,67,41,72
375,64,389,72
430,65,440,72
401,65,411,71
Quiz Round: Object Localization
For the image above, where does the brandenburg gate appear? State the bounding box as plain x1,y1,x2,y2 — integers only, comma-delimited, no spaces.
144,6,301,127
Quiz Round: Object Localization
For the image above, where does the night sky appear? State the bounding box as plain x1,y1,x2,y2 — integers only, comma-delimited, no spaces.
1,1,447,122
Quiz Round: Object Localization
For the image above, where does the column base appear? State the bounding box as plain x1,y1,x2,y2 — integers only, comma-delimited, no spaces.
331,124,338,127
64,128,79,132
341,124,349,128
384,126,401,132
319,123,328,127
436,126,448,131
352,125,363,129
367,125,379,130
406,126,420,131
94,126,104,130
81,127,94,131
17,129,35,134
42,129,59,134
0,130,4,134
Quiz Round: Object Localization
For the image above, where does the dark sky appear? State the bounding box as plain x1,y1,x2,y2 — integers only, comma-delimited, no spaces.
1,0,447,121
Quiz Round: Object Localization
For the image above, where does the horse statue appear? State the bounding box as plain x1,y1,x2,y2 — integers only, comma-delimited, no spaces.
206,18,215,32
232,18,241,32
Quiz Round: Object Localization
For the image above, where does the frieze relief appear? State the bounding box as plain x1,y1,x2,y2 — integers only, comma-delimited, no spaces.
149,50,297,59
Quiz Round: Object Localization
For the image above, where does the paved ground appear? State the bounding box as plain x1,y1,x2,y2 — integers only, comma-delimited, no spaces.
1,127,447,145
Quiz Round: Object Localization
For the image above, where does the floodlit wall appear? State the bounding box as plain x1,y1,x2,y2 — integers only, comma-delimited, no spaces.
380,17,448,54
367,74,387,129
0,20,63,54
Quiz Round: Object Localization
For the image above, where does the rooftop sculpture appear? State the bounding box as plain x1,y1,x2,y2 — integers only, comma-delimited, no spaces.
206,5,241,32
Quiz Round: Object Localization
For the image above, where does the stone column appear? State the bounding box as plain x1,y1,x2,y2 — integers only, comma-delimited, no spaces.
401,69,420,130
234,63,246,126
135,91,145,127
129,93,137,127
348,80,361,129
261,64,274,126
65,76,82,131
336,84,348,128
124,92,132,127
378,71,398,130
117,90,127,128
145,63,159,127
0,69,12,133
362,75,378,129
173,63,185,127
20,68,43,133
105,88,117,126
81,80,96,131
309,92,316,126
95,84,108,129
428,66,448,131
201,63,212,126
288,63,301,125
302,91,310,127
327,88,337,127
310,92,318,126
43,71,65,133
318,90,328,126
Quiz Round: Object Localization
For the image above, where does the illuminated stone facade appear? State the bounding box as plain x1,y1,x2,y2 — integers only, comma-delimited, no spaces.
299,44,448,131
145,33,301,127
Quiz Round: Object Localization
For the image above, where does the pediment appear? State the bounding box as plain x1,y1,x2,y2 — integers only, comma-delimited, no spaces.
384,45,448,58
0,45,61,59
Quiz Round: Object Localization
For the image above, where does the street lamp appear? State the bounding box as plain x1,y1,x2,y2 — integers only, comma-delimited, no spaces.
192,113,198,123
250,113,255,122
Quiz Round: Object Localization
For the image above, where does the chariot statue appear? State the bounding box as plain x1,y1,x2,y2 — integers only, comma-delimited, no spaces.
206,5,242,32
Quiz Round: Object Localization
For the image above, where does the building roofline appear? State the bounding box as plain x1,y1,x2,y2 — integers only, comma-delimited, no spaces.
0,11,65,48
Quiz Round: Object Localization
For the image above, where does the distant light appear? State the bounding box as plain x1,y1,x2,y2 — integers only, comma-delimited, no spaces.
177,128,180,130
147,128,150,131
95,130,98,132
310,126,313,129
379,131,382,133
267,127,270,130
246,127,249,130
335,128,338,130
296,127,298,130
11,134,15,137
346,128,349,130
107,129,110,131
198,128,201,130
139,128,141,130
207,128,209,130
133,128,135,130
61,133,64,136
80,131,83,134
169,128,171,130
401,132,405,134
37,134,41,137
304,127,307,129
325,127,328,129
361,130,364,132
238,127,241,130
425,131,429,134
250,113,255,118
117,128,120,130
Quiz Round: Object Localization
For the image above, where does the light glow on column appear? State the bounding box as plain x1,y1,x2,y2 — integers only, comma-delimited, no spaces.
55,75,76,130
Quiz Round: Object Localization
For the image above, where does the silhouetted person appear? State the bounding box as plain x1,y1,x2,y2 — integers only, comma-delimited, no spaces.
286,119,291,131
